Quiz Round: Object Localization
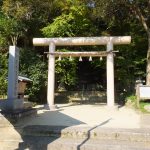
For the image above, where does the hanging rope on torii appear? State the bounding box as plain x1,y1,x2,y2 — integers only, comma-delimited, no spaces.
44,50,118,57
44,50,119,61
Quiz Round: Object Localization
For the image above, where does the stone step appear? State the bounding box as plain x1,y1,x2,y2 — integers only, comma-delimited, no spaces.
0,126,150,150
0,136,57,150
0,141,22,150
47,138,150,150
23,125,150,142
0,108,37,127
1,125,150,150
1,136,150,150
141,114,150,128
0,127,22,141
24,101,34,109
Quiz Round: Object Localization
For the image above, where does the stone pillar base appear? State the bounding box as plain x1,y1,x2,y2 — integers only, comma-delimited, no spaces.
0,99,24,111
105,105,119,111
0,108,37,127
44,104,58,111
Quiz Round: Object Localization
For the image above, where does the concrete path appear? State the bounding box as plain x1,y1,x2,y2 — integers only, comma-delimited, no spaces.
17,104,143,129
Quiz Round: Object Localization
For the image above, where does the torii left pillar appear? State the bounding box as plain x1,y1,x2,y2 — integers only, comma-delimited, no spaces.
47,42,57,110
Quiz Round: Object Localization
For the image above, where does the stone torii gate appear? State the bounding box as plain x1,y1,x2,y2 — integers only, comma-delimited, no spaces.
33,36,131,110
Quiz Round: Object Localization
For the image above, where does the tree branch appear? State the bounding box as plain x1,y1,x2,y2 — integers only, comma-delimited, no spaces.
131,3,149,34
148,0,150,11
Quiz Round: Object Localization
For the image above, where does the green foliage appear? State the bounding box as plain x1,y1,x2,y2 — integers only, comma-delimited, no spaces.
0,52,8,97
19,48,47,103
41,4,94,37
125,95,150,113
0,34,7,49
56,59,77,87
126,94,137,103
139,102,150,113
125,94,137,108
0,13,24,45
55,49,78,89
2,0,30,20
41,1,95,91
1,0,60,47
0,0,149,103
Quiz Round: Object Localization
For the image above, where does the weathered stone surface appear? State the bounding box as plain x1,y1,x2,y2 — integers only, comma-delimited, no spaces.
1,104,150,150
22,125,150,142
141,114,150,128
55,91,106,103
47,138,150,150
0,108,37,127
1,125,150,150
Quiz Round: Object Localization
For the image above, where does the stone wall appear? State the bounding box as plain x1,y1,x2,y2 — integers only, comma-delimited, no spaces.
55,91,106,103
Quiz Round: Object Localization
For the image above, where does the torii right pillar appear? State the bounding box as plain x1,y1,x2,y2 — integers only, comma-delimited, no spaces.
107,40,115,107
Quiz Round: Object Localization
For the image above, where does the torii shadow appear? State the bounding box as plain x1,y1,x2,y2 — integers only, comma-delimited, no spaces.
0,106,85,150
0,103,113,150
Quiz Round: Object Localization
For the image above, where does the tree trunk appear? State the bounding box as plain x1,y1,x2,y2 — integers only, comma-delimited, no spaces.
11,35,18,46
146,31,150,85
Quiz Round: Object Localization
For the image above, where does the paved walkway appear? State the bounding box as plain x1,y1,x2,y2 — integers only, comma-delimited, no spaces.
17,104,150,129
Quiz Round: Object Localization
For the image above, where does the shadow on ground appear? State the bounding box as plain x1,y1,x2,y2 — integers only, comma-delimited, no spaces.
0,104,111,150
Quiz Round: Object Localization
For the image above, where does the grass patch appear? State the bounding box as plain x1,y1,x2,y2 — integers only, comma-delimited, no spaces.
139,101,150,113
125,95,137,107
0,95,7,99
125,94,150,113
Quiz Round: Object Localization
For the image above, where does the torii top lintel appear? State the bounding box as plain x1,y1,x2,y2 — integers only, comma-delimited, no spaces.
33,36,131,46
